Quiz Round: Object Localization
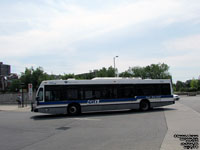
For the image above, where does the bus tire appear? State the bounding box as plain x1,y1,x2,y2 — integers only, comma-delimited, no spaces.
67,104,81,115
140,100,150,111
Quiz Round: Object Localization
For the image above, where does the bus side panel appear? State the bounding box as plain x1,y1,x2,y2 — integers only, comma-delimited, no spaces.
81,103,140,112
150,100,175,108
37,107,67,114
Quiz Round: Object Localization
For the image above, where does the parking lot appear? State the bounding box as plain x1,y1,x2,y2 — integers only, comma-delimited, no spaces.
0,96,199,150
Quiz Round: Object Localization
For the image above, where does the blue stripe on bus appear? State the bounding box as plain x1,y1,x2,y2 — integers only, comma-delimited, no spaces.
38,95,173,105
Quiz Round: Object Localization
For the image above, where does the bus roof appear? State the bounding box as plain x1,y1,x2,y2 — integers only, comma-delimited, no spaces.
40,77,171,86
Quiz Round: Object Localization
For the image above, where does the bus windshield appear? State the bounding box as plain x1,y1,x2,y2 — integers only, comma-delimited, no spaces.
37,88,43,101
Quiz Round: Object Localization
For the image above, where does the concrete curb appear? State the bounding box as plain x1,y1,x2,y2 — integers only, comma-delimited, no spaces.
161,102,200,150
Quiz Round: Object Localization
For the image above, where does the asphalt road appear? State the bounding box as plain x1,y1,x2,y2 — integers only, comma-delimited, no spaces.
0,109,167,150
0,96,199,150
179,95,200,113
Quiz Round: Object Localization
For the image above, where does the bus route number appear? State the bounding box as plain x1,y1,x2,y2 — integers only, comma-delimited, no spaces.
87,100,100,104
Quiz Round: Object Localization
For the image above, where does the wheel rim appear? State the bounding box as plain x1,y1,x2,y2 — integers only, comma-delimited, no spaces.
141,101,149,111
69,106,77,114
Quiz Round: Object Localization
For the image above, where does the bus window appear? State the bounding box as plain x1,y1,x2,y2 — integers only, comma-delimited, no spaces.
45,85,61,101
135,84,162,96
85,90,93,99
101,86,114,99
67,89,78,100
161,84,171,95
118,85,135,98
142,84,159,96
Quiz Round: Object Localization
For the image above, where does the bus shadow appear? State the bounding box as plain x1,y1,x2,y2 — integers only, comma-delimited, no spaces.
31,107,176,121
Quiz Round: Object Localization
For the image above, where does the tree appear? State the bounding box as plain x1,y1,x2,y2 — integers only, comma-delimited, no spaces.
8,79,21,92
20,67,52,90
185,80,191,89
119,69,133,77
190,79,198,91
75,66,116,79
131,66,146,79
175,80,186,92
144,63,171,79
62,74,75,80
20,67,33,88
7,63,173,92
198,80,200,91
96,66,115,77
120,63,171,79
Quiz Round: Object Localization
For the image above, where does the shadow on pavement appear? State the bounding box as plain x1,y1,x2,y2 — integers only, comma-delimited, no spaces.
31,107,176,121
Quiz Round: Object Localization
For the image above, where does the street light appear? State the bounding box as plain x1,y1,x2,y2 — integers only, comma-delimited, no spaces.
113,56,119,77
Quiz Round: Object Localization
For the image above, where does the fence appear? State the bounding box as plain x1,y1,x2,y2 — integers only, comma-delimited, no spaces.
0,92,36,105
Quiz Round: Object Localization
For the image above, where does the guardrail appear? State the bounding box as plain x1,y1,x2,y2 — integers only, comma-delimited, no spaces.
187,92,197,96
174,91,199,96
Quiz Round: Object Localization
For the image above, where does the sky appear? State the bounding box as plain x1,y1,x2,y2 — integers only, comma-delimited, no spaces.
0,0,200,82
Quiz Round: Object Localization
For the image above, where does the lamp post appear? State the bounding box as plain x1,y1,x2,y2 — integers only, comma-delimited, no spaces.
113,56,119,77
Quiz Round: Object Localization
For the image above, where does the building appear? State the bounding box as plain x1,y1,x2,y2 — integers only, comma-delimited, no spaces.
0,62,11,91
0,62,11,76
0,76,7,91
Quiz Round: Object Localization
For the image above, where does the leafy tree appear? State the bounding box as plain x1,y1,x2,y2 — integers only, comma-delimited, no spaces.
8,79,21,92
20,67,33,88
175,80,186,92
175,79,200,92
172,83,176,92
144,63,171,79
185,80,191,89
131,66,146,79
20,67,53,90
107,66,116,77
32,67,47,89
190,79,198,91
75,66,116,79
120,63,171,79
7,64,174,92
62,74,75,80
119,69,133,77
198,80,200,91
96,66,115,77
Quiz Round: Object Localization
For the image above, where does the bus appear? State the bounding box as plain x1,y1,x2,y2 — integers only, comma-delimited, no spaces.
31,77,175,115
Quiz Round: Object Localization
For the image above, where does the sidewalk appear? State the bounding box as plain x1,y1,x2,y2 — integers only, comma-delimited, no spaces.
0,104,31,112
161,101,200,150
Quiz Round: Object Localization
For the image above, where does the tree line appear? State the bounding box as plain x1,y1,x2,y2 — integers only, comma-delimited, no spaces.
7,63,200,92
175,79,200,92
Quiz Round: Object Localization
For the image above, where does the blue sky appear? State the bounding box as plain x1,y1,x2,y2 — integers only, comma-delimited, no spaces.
1,0,200,82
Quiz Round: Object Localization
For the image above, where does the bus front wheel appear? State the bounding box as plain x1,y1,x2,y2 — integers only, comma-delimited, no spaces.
140,100,150,111
67,104,81,115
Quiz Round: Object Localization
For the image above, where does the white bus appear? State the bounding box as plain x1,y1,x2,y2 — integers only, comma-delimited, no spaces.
31,78,175,115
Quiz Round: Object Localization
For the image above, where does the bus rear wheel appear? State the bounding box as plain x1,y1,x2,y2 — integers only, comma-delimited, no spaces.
67,104,81,115
140,100,150,111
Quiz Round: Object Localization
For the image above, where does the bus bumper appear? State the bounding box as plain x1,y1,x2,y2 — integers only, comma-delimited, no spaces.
31,103,39,112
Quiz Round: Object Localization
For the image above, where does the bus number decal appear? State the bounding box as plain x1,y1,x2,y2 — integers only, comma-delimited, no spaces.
87,100,100,104
146,96,161,99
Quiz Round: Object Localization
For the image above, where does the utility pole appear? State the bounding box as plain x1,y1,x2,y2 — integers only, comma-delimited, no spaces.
113,56,119,77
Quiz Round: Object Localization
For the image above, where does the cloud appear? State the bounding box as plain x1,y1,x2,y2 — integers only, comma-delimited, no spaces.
1,0,200,82
160,34,200,81
162,34,200,71
162,34,200,69
164,34,200,52
1,0,199,58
